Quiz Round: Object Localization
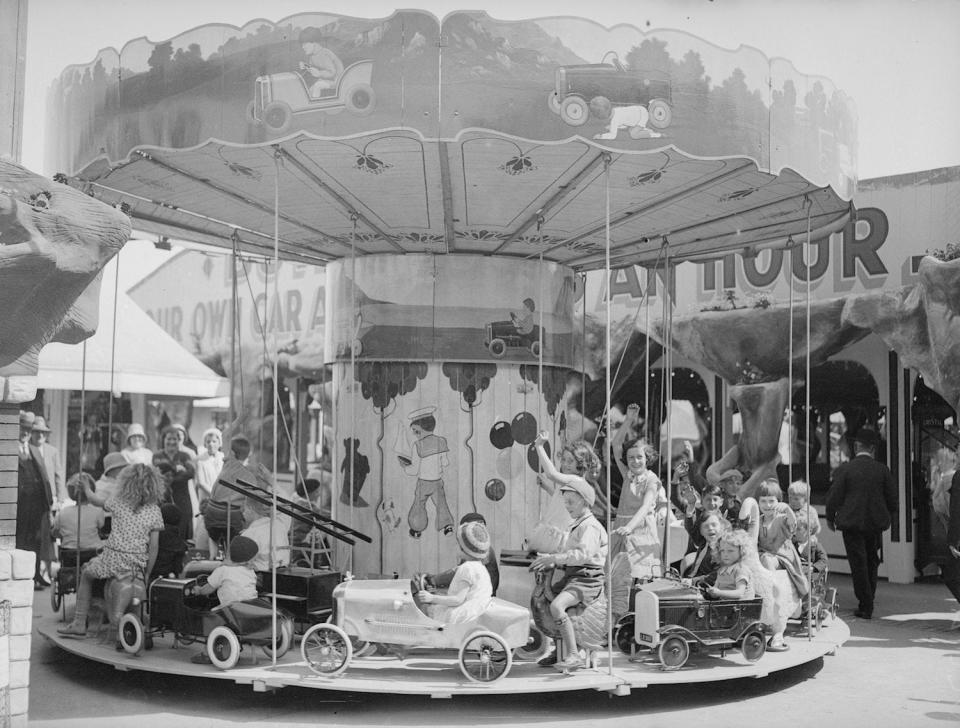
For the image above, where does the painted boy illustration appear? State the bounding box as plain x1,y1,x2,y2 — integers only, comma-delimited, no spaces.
398,406,454,538
298,27,344,98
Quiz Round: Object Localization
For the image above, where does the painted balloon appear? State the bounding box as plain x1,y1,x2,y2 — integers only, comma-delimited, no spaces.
489,421,514,450
484,478,506,502
527,441,549,474
510,411,537,445
496,448,524,480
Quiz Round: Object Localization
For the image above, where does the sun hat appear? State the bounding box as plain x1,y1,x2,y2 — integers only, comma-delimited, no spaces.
559,477,596,508
31,416,51,433
228,535,259,564
456,521,491,560
102,451,128,475
127,423,146,443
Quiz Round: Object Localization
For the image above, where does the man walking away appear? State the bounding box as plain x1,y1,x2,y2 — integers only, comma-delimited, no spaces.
826,428,897,619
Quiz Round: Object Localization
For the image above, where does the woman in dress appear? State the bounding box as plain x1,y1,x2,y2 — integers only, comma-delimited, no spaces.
153,426,195,542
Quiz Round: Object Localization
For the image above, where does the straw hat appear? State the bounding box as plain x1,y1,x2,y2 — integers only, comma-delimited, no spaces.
456,521,491,561
19,411,35,429
102,452,128,475
31,416,51,433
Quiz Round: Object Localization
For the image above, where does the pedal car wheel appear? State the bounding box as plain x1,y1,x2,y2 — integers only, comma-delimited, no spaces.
613,614,637,656
658,634,689,669
514,620,550,661
648,99,672,129
740,630,766,662
118,613,145,655
262,101,292,133
261,619,293,659
206,626,242,670
488,338,506,358
345,83,376,116
547,91,562,114
49,576,62,614
301,623,352,677
559,95,589,127
459,631,512,683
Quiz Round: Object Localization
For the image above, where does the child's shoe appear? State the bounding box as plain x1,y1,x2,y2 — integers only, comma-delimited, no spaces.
57,620,87,638
556,653,583,671
536,649,558,667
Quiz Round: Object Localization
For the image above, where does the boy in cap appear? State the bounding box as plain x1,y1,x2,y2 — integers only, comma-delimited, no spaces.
531,433,608,669
424,512,500,596
191,534,260,663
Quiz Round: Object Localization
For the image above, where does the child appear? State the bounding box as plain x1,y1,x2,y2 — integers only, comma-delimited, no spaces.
53,473,105,557
534,435,601,545
792,512,828,634
682,512,728,580
706,528,756,600
190,535,259,664
610,436,662,579
417,521,493,624
757,479,809,600
425,512,500,596
530,477,608,670
204,435,252,558
684,483,724,551
198,535,259,606
151,503,187,580
510,297,536,336
239,466,292,572
57,463,164,638
787,480,822,537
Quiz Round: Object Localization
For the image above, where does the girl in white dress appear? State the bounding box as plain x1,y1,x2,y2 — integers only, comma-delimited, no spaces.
417,521,493,624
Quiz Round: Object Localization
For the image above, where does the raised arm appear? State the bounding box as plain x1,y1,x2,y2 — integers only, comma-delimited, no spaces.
533,432,580,488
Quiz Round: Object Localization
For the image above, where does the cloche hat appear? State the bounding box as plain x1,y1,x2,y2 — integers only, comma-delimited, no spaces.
456,521,491,561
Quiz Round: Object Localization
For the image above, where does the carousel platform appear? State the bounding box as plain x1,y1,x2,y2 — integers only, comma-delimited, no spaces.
37,614,848,699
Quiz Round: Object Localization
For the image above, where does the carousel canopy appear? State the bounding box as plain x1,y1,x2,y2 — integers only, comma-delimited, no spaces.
49,10,857,270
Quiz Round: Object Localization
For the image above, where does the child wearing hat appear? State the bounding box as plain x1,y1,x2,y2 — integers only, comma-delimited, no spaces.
191,535,259,664
121,423,153,466
196,535,259,607
531,432,608,670
417,521,493,624
424,512,500,596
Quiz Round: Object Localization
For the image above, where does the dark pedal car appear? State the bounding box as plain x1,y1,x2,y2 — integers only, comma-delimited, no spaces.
118,576,296,670
613,577,768,670
549,51,673,131
483,320,542,358
50,548,99,620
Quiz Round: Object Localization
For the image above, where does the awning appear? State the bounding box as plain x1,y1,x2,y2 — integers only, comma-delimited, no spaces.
37,264,229,398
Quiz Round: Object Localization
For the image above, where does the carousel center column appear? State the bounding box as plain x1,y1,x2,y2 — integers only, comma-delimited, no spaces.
324,253,577,579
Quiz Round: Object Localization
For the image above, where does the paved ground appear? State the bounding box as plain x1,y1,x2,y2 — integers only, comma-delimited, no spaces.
26,574,960,728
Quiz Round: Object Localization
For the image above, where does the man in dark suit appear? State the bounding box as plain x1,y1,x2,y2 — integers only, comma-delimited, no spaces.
15,411,54,589
944,459,960,607
826,428,898,619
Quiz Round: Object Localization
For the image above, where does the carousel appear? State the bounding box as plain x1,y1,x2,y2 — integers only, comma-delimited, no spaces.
33,8,868,697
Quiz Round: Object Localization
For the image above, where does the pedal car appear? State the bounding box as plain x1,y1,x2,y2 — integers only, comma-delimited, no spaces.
118,576,296,670
300,575,530,683
548,51,672,129
50,548,99,620
484,320,542,358
614,577,767,669
248,60,376,133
